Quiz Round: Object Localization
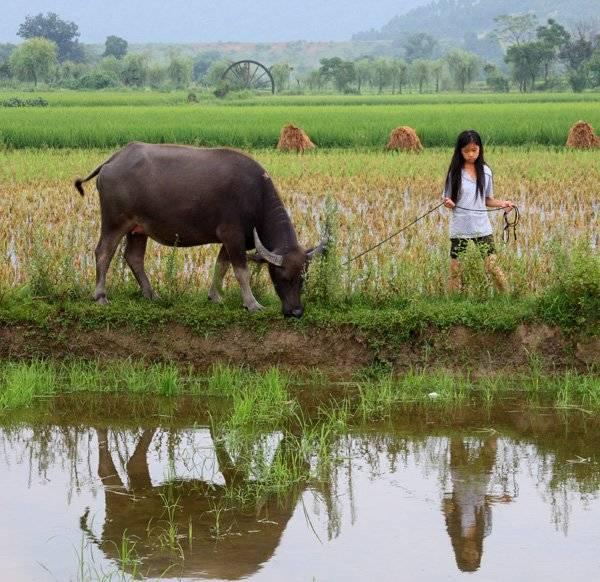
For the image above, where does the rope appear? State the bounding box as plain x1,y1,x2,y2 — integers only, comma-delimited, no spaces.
344,202,444,264
345,202,519,264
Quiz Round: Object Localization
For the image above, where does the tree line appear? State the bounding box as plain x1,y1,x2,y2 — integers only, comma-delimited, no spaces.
0,12,599,94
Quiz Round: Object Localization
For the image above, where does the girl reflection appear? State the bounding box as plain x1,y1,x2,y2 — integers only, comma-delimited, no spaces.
443,435,511,572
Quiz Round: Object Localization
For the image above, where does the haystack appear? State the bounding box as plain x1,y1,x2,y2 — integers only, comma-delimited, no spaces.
386,126,423,152
566,121,600,149
277,124,315,153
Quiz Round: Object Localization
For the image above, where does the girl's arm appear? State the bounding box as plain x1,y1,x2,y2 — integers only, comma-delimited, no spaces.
486,197,514,209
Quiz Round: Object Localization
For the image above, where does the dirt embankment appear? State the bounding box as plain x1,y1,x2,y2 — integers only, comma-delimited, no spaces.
1,323,598,377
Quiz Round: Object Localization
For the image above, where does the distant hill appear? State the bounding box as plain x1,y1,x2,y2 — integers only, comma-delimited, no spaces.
353,0,600,43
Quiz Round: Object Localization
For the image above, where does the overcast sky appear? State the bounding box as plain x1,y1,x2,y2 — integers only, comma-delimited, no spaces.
2,0,429,44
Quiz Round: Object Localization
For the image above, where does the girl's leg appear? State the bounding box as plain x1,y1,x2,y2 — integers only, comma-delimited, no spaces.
449,258,462,293
484,254,509,293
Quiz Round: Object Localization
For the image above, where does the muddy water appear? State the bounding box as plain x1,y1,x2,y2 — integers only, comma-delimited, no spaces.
1,399,600,581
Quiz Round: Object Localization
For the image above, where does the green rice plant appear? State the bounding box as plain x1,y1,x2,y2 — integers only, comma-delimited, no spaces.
357,374,397,419
116,530,141,579
227,368,294,429
154,363,181,396
205,363,248,395
157,487,183,556
65,360,103,392
0,360,57,409
1,97,600,148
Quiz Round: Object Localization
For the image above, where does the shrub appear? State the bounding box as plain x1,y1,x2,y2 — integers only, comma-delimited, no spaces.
213,80,230,98
77,71,119,89
1,96,48,107
538,240,600,329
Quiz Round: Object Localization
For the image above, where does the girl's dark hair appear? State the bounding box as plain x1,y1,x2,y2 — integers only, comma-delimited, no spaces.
444,130,487,203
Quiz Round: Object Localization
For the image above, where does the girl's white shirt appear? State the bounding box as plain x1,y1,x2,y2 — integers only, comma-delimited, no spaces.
443,165,494,238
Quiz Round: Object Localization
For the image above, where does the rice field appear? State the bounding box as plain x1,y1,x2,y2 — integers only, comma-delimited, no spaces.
0,146,597,302
1,93,600,148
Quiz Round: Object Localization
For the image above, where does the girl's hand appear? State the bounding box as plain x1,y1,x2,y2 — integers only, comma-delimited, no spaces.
443,198,455,209
502,200,515,210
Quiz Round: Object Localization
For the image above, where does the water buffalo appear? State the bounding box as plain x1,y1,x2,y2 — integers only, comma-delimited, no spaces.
75,142,325,317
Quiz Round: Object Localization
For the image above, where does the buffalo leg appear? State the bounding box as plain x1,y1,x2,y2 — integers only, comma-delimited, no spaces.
124,233,157,300
94,229,126,304
222,239,263,311
208,245,230,303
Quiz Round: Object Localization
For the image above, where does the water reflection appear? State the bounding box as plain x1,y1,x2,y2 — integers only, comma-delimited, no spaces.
1,402,600,581
443,436,513,572
85,427,306,580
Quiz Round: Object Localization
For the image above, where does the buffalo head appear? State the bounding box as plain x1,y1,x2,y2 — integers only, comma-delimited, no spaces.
253,229,327,318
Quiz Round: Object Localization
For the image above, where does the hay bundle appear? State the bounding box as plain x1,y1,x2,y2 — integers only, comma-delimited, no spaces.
386,126,423,152
566,121,600,149
277,124,315,153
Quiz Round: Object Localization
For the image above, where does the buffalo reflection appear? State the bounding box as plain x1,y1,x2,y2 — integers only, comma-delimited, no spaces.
81,427,315,580
443,435,513,572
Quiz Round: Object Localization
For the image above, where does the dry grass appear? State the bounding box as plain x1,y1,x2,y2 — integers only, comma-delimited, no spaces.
277,124,315,152
566,121,600,149
0,148,597,299
385,126,423,152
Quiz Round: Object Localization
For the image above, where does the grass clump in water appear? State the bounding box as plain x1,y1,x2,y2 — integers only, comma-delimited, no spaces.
0,360,57,409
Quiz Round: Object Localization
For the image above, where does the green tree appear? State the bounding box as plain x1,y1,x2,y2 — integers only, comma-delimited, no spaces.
120,53,148,87
411,59,430,93
354,58,372,94
493,13,538,48
9,37,57,86
559,29,596,92
446,50,479,92
17,12,83,62
205,60,230,86
0,43,15,63
167,52,193,88
305,70,323,91
390,58,408,94
587,50,600,88
59,60,88,84
536,19,570,82
430,59,444,93
148,64,167,89
483,63,509,93
99,55,123,79
402,33,437,63
505,42,547,92
319,57,356,92
103,36,128,59
271,62,293,93
372,58,392,93
192,51,221,82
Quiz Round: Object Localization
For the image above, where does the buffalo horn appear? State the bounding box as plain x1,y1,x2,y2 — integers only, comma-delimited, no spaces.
253,228,284,267
306,235,329,258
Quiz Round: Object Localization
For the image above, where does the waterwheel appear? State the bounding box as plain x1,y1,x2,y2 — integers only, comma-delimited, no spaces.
222,60,275,94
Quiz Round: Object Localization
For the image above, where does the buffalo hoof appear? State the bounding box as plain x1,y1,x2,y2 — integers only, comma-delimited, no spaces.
245,301,264,312
208,290,223,304
95,296,108,305
284,308,303,318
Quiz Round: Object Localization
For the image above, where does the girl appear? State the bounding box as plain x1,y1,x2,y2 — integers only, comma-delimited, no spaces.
442,130,514,293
